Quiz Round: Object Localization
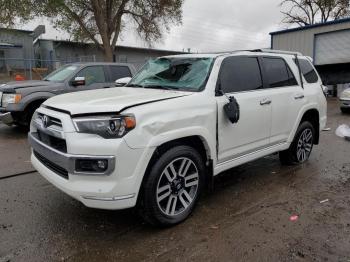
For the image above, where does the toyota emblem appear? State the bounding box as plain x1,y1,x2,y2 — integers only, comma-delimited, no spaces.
42,115,50,128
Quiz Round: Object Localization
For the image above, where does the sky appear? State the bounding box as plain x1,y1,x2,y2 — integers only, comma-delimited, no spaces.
24,0,289,53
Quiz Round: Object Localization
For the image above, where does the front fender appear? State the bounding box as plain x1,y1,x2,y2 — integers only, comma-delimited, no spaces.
149,126,215,157
7,92,55,112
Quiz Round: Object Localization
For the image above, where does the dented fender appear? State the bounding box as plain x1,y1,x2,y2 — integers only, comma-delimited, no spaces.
122,93,217,161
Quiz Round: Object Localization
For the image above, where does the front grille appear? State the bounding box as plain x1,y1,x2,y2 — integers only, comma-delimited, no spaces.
37,130,67,153
34,151,69,180
37,113,63,128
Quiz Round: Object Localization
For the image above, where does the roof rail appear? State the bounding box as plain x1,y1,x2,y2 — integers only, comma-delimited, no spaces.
251,49,303,56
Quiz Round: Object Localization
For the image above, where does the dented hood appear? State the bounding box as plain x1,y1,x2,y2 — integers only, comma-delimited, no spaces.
43,87,192,115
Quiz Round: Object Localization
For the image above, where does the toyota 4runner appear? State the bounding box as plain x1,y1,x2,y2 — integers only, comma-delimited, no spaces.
28,50,327,226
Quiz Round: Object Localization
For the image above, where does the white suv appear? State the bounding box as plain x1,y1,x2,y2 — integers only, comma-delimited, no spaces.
29,50,327,226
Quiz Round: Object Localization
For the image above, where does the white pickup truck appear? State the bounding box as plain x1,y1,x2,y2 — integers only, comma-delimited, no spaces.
29,50,327,226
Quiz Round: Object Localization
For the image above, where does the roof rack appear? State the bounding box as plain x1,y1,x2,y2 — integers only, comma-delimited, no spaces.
251,49,303,56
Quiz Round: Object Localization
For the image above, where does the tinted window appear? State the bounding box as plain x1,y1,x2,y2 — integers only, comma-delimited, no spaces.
219,57,263,93
264,58,297,88
45,65,78,82
295,59,319,83
109,66,132,81
76,66,106,86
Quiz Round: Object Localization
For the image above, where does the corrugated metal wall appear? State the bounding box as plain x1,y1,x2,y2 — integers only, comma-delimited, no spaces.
272,21,350,60
314,29,350,65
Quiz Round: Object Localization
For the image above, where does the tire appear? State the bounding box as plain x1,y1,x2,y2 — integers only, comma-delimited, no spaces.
12,111,33,131
140,145,205,227
341,108,349,114
279,121,315,165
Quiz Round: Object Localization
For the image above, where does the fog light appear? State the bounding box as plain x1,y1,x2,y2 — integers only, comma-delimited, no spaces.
76,159,108,173
97,160,108,170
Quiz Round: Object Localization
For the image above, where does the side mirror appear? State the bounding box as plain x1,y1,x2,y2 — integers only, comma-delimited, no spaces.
224,96,240,124
322,85,329,96
115,77,132,87
71,77,85,86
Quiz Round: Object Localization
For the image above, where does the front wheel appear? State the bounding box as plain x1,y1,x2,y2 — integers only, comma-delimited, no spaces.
341,108,349,114
279,121,315,165
140,145,205,227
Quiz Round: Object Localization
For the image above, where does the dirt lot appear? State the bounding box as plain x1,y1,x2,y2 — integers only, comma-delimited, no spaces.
0,99,350,262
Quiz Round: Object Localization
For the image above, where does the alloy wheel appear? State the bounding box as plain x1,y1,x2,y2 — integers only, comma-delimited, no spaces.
156,157,199,217
296,128,313,162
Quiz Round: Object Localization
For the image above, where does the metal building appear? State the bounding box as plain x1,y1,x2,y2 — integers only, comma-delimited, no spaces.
0,28,35,72
0,26,45,81
270,18,350,95
34,39,185,70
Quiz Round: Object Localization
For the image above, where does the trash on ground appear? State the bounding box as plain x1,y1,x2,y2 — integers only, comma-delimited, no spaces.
289,215,299,222
322,127,331,131
336,125,350,139
320,199,329,204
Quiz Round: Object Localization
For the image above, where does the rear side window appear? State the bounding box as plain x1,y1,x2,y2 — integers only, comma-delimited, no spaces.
295,59,319,83
263,57,297,88
219,56,263,93
109,66,132,81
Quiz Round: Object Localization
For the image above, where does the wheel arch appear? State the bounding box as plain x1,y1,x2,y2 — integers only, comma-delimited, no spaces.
136,135,214,206
300,108,320,145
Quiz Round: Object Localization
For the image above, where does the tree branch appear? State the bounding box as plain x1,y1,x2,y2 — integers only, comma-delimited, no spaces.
61,3,102,50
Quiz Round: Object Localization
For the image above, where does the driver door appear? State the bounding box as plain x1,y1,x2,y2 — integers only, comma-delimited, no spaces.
71,65,109,90
216,56,272,163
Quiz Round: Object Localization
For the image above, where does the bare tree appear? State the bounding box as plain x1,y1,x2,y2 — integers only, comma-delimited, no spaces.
281,0,350,26
0,0,184,61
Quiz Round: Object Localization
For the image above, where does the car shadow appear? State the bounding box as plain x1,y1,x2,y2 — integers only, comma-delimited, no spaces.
0,123,29,139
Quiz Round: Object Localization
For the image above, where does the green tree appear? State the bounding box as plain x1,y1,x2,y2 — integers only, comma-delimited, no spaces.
0,0,184,61
280,0,350,26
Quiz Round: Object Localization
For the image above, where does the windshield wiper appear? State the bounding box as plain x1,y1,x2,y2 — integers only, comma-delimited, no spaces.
127,83,144,88
144,85,180,90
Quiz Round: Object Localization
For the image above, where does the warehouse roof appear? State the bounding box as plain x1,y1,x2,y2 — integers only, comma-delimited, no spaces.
37,39,186,54
0,27,33,34
270,17,350,36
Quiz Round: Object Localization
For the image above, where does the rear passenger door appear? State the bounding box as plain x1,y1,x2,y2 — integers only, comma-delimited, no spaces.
261,57,306,145
216,56,272,163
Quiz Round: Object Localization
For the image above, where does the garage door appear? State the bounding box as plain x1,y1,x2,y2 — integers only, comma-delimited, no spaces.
314,29,350,65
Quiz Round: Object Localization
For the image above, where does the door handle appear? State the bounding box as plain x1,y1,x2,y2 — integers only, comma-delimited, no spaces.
294,94,305,100
260,98,272,106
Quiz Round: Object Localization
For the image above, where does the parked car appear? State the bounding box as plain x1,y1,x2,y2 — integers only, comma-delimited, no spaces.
0,62,135,128
28,50,327,226
340,88,350,113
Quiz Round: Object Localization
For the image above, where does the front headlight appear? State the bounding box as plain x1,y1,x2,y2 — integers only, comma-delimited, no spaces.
73,115,136,139
2,93,22,107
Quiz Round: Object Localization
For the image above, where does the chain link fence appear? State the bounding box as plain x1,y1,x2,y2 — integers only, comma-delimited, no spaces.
0,56,144,84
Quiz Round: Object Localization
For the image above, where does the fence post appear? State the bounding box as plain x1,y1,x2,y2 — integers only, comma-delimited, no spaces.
29,59,33,80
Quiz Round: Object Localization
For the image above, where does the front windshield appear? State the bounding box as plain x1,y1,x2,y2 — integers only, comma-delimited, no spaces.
128,57,214,91
44,65,79,82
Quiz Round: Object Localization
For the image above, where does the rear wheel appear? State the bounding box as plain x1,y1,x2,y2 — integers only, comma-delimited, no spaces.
280,121,315,165
140,145,205,227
